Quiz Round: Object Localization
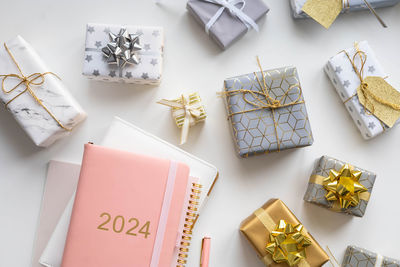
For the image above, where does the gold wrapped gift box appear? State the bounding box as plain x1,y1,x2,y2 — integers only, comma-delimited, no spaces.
240,199,329,267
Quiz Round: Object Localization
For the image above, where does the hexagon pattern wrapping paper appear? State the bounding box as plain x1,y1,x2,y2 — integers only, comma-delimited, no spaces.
304,155,376,217
342,245,400,267
224,66,313,158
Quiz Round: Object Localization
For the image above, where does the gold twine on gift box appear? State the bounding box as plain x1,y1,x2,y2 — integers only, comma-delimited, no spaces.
223,57,304,152
342,42,400,129
0,43,72,131
301,0,387,29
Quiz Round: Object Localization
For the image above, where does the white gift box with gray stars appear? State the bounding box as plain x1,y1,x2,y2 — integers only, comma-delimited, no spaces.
83,23,163,85
325,41,400,140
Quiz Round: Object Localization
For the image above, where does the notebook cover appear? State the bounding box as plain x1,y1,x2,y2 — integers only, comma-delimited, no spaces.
61,144,190,267
31,161,80,267
38,117,218,267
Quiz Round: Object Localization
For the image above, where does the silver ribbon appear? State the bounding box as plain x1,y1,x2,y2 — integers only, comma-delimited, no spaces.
102,28,142,68
200,0,259,34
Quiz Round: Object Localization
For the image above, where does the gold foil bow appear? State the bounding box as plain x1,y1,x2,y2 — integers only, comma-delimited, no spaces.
265,219,312,266
322,164,368,209
223,57,304,152
158,93,206,145
0,43,71,131
343,43,400,128
302,0,387,29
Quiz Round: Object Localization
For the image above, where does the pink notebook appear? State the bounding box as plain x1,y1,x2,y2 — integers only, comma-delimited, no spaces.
61,144,190,267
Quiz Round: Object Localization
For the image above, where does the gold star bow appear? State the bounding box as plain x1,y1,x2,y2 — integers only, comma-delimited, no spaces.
323,164,368,209
266,220,312,266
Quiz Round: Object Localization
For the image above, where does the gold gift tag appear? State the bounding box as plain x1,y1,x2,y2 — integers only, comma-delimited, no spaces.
357,76,400,128
302,0,342,29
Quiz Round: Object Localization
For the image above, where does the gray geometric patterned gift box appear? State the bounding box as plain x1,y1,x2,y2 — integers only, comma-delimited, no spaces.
83,23,163,85
187,0,269,50
304,156,376,217
325,41,400,140
290,0,400,19
223,66,313,158
343,245,400,267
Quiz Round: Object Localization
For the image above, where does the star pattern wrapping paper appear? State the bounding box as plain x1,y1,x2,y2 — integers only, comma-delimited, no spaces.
325,41,400,140
224,66,313,158
342,246,400,267
304,156,376,217
0,36,87,147
290,0,400,19
83,23,163,85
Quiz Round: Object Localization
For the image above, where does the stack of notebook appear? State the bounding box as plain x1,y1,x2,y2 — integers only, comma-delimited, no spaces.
32,117,219,267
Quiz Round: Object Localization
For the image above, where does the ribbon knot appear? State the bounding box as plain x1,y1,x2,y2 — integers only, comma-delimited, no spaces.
202,0,259,34
158,94,205,145
0,43,71,131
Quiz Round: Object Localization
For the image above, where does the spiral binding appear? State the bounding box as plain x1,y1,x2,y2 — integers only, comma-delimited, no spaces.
176,182,202,267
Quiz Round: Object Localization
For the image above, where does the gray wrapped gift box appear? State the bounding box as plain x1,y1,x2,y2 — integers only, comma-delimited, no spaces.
187,0,269,50
304,156,376,217
290,0,400,19
343,246,400,267
223,66,313,158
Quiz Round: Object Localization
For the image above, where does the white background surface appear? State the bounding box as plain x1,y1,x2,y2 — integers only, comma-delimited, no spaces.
0,1,400,266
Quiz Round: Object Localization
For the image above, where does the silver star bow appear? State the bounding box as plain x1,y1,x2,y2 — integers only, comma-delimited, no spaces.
102,28,142,68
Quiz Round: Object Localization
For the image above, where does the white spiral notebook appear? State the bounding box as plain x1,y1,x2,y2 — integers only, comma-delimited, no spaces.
33,117,219,267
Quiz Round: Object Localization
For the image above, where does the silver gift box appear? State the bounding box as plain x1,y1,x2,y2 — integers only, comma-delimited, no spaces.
343,246,399,267
304,156,376,217
187,0,269,50
223,66,313,158
290,0,400,19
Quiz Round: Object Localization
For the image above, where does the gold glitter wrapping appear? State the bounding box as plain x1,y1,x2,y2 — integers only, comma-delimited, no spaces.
357,76,400,128
301,0,342,29
240,199,329,267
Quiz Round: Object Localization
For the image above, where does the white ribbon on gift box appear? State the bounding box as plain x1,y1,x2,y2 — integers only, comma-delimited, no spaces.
155,0,259,34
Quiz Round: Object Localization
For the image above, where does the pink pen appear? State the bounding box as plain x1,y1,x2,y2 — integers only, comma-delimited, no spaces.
200,237,211,267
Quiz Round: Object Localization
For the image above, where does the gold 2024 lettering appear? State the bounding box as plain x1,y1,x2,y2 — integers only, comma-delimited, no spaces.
97,212,151,238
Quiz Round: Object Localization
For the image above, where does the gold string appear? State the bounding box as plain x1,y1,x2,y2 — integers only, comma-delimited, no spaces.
0,43,71,131
343,43,400,115
326,246,340,267
223,57,305,152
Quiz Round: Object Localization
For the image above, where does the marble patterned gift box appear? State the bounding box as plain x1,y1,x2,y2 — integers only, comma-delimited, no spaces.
325,41,400,140
223,66,313,158
290,0,400,19
186,0,269,50
304,156,376,217
0,36,87,147
83,23,163,85
343,245,400,267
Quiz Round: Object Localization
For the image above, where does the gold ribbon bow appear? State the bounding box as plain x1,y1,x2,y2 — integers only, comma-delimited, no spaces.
0,43,71,131
265,220,312,266
302,0,387,29
158,94,204,145
224,57,304,152
343,43,400,128
322,164,368,209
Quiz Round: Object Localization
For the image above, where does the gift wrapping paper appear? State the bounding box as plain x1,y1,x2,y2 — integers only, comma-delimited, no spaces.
171,93,206,128
0,36,86,147
83,23,163,85
343,246,400,267
304,155,376,217
240,199,329,267
186,0,269,50
325,41,400,139
290,0,400,19
224,66,313,158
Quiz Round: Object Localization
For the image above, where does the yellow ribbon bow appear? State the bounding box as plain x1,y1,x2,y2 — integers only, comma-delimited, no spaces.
265,220,312,266
158,94,205,145
323,164,368,209
0,43,71,131
302,0,387,29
